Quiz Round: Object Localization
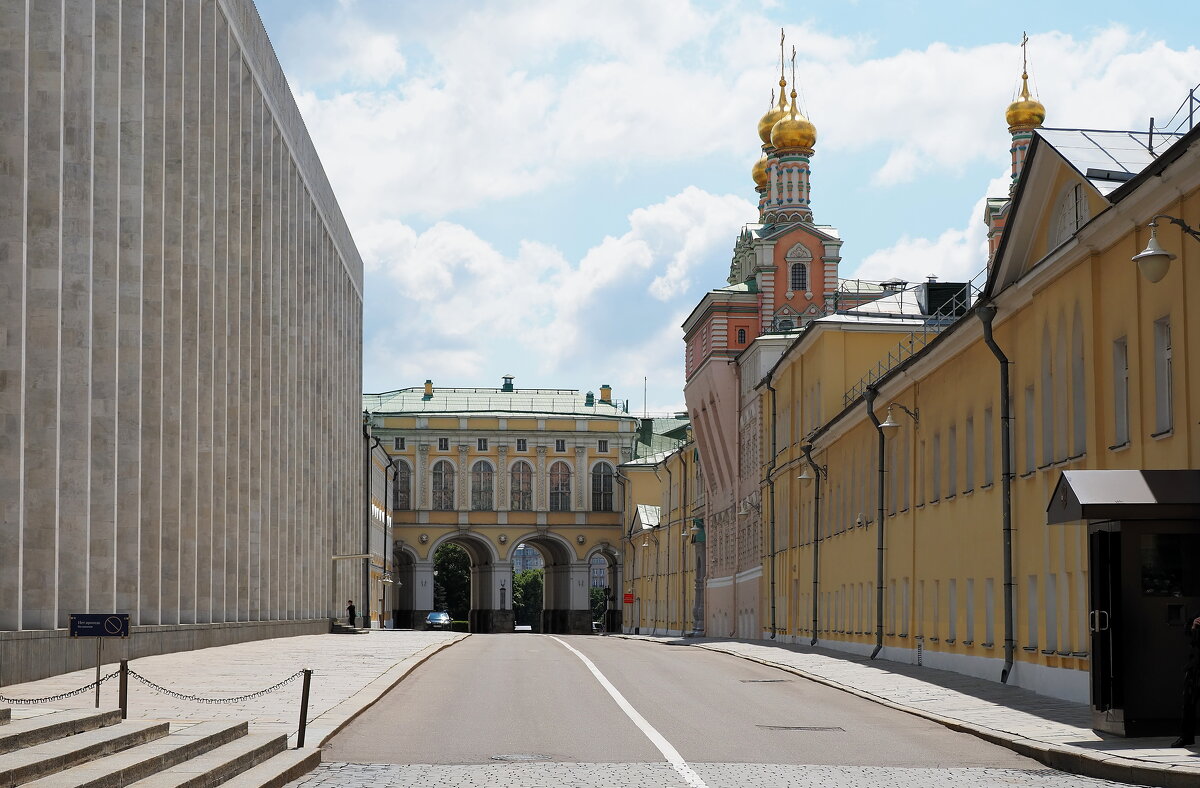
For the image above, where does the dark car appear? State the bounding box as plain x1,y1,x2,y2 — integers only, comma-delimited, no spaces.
425,611,452,630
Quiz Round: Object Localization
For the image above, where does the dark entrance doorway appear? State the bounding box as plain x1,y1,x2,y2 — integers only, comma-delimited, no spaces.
1049,470,1200,736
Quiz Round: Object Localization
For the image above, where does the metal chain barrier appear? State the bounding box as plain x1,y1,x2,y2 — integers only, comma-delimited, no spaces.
126,669,306,705
0,671,120,704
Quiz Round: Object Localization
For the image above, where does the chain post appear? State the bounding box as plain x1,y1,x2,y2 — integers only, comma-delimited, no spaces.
119,660,128,719
296,669,313,748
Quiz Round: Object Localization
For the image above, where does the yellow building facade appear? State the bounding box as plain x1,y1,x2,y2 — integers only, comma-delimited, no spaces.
621,442,705,636
363,378,638,634
760,119,1200,704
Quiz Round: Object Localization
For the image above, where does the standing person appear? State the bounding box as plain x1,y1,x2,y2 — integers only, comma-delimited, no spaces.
346,600,356,628
1173,614,1200,747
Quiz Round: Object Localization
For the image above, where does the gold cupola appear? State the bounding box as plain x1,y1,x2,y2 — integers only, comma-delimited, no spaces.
1006,71,1045,131
770,87,817,151
758,82,789,145
751,152,769,188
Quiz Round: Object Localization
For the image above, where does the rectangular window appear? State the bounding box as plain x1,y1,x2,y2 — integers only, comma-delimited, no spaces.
477,438,488,451
1112,337,1129,446
598,439,609,453
983,407,994,485
964,416,974,492
1026,575,1039,648
917,440,925,506
965,578,975,643
393,437,405,451
931,433,941,501
1024,386,1036,473
437,437,449,451
1045,573,1058,652
516,438,527,452
555,439,566,452
948,579,958,641
1154,317,1173,434
947,425,957,497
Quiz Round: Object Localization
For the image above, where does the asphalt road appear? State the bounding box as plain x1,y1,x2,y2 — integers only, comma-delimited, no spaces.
318,634,1092,776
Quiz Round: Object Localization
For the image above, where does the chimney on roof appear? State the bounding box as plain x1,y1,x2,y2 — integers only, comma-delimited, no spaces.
423,380,433,401
501,375,514,393
599,384,612,405
584,391,595,407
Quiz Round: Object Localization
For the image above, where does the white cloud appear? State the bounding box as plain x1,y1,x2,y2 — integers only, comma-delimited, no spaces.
359,188,752,394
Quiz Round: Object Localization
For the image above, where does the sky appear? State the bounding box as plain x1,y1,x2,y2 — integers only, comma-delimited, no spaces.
254,0,1200,415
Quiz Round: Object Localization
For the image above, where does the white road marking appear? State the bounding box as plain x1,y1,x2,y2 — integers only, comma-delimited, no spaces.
549,636,709,788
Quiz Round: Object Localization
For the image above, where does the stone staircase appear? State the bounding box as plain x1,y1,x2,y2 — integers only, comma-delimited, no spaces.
0,706,319,787
327,622,367,635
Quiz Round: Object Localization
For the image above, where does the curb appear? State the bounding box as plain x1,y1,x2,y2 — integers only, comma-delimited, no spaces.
307,633,470,747
618,636,1197,788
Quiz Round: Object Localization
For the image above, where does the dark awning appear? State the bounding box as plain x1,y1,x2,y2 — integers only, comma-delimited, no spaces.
1047,470,1200,524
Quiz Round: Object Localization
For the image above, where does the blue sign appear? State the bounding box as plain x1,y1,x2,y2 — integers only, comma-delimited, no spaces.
69,613,130,638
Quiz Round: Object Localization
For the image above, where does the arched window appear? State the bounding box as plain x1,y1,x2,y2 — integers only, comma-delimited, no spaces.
736,328,747,344
790,262,808,292
550,461,572,511
432,460,455,511
1051,183,1089,247
591,462,614,511
392,461,411,511
471,460,493,510
510,461,532,511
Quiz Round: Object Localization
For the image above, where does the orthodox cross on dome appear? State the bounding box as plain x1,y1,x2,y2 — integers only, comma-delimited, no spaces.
1021,31,1029,77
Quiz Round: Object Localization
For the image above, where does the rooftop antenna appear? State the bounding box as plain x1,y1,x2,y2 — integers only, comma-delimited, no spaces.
643,376,648,418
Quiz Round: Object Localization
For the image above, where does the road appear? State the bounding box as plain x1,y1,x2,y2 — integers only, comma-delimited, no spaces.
293,634,1130,787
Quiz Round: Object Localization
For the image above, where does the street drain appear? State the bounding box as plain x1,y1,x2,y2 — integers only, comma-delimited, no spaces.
756,725,844,732
740,679,790,683
490,754,551,762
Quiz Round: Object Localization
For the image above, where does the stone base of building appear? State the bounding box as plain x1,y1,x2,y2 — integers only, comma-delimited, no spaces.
0,619,331,687
542,609,594,635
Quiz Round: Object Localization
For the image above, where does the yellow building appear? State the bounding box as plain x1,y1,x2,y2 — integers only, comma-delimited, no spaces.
363,377,638,634
621,440,705,636
760,82,1200,722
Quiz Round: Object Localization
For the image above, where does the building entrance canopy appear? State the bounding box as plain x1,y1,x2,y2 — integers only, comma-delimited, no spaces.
1046,470,1200,524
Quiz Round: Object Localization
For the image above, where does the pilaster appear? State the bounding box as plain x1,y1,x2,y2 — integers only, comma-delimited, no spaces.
457,444,469,510
417,444,430,510
536,445,548,510
497,444,509,511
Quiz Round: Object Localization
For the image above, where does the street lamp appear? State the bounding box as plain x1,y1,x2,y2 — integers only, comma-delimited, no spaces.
878,402,919,437
1133,215,1200,283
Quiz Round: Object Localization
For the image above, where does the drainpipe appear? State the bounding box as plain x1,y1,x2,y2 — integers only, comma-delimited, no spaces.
865,387,886,660
801,442,823,646
665,461,673,635
977,302,1015,684
765,378,778,639
362,414,373,629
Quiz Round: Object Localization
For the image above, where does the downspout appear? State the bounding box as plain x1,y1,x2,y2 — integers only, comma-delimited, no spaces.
801,442,822,646
665,461,672,635
366,433,387,628
978,302,1015,684
681,449,690,634
865,387,886,660
765,377,778,639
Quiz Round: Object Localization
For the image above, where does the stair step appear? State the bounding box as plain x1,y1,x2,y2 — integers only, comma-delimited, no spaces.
218,748,321,788
0,710,122,757
0,720,168,787
123,733,286,788
20,720,247,788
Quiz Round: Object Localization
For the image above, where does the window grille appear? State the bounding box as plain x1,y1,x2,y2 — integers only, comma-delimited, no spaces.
510,461,532,511
392,462,411,510
591,462,614,511
550,461,572,511
432,460,455,510
471,460,493,510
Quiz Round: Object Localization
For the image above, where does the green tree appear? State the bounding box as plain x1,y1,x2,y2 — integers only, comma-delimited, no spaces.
512,569,543,630
590,586,609,624
433,543,471,622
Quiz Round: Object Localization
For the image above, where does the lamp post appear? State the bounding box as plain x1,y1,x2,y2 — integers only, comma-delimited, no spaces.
799,443,826,646
1132,214,1200,283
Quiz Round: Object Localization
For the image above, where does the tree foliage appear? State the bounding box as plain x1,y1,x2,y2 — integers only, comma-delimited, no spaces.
512,569,543,630
590,586,609,623
433,543,471,621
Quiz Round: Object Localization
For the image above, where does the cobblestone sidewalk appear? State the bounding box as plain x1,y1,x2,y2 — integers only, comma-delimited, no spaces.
619,635,1200,788
0,630,465,745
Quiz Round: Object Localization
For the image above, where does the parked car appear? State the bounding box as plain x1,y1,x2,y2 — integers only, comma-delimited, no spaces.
425,611,452,630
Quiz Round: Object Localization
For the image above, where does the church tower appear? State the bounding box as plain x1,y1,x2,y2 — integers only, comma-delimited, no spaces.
985,35,1046,260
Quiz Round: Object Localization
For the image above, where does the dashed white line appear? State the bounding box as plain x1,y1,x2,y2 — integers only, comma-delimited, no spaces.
549,636,709,788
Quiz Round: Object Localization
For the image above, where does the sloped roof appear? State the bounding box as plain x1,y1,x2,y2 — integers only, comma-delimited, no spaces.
634,504,661,528
1038,128,1185,196
364,387,635,419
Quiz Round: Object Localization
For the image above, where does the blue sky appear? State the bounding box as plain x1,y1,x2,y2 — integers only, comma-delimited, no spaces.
255,0,1200,414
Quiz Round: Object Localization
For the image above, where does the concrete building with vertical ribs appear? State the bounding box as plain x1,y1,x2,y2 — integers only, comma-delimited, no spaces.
0,0,365,685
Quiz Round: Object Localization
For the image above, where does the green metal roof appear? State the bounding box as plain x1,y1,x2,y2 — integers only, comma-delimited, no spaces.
363,386,636,419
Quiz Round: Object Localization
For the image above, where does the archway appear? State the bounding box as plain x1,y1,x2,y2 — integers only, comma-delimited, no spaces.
511,532,589,635
587,545,623,632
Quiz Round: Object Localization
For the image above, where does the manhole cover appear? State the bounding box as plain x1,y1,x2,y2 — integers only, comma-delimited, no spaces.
756,725,844,732
740,679,790,683
490,754,551,761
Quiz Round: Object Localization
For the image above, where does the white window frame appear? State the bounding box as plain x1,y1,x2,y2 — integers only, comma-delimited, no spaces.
1112,337,1129,447
477,437,488,451
393,436,405,451
470,460,494,511
437,437,449,451
555,439,566,452
516,438,527,452
598,439,609,453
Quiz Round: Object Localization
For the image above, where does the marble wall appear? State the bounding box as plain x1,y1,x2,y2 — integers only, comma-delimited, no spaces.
0,0,364,676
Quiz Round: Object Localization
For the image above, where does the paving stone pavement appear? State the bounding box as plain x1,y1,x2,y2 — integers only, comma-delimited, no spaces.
619,636,1200,788
291,761,1130,787
0,630,465,745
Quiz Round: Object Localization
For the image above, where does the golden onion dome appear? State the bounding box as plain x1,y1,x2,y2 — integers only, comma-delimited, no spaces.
770,90,817,151
751,154,769,188
757,79,790,145
1006,73,1045,131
